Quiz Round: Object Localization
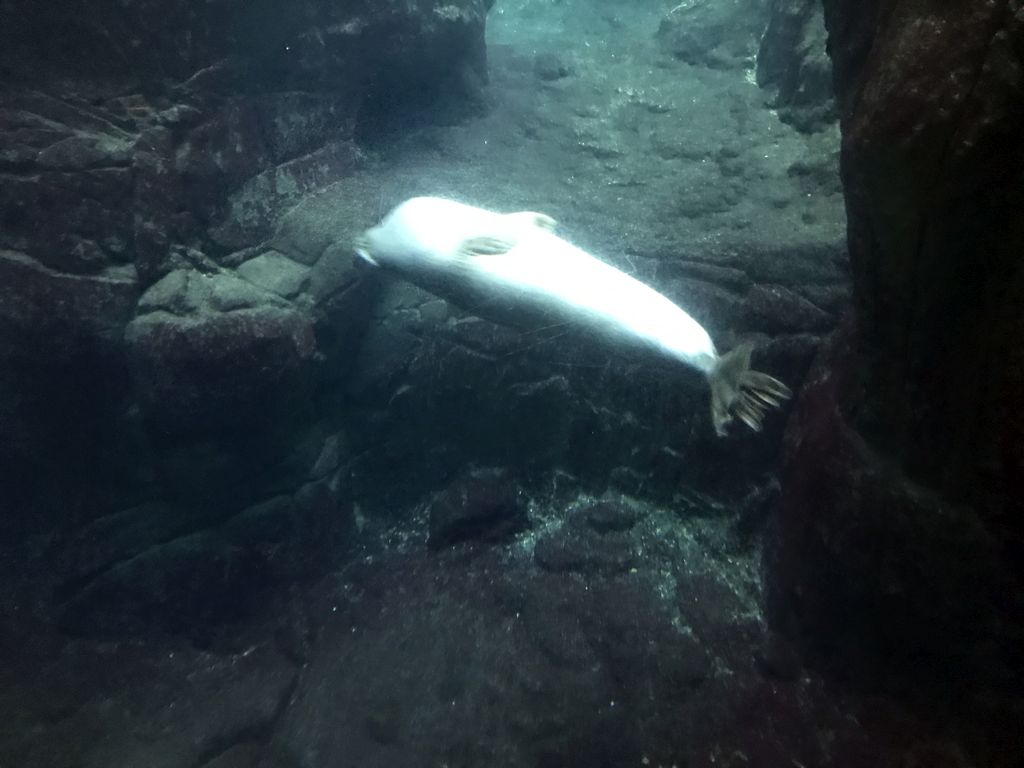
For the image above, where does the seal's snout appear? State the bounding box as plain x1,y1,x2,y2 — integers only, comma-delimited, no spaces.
353,232,380,267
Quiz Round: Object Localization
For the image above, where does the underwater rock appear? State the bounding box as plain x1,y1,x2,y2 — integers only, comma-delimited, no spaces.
576,500,640,534
757,0,836,132
533,524,636,576
533,501,643,575
768,0,1024,711
275,548,718,767
533,52,573,81
53,475,352,636
741,282,833,334
0,0,491,100
0,250,140,532
123,297,330,517
223,479,355,581
208,140,366,250
0,135,136,273
22,635,298,768
126,305,316,439
752,630,803,681
657,0,768,70
428,467,529,549
0,0,490,631
236,251,311,300
57,531,270,636
688,672,884,768
677,570,764,671
346,305,581,513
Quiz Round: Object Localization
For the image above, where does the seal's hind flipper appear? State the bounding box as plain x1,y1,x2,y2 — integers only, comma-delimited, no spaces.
708,343,792,435
506,211,557,232
459,236,516,257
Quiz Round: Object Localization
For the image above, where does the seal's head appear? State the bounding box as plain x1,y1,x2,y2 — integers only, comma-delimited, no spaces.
353,197,470,274
354,218,411,269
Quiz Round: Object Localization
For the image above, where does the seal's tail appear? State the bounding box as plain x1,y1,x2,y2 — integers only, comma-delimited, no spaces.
708,343,792,436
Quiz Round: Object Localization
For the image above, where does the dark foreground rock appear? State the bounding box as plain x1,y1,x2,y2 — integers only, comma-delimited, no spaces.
0,618,300,768
0,491,977,767
767,0,1024,744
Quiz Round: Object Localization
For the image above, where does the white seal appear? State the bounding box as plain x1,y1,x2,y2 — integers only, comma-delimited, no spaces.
355,196,791,435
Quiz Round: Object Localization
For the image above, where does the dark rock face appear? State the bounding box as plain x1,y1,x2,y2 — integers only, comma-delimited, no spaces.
427,467,529,549
0,481,991,766
126,306,316,443
0,0,491,632
768,0,1024,712
1,0,492,277
757,0,837,132
267,507,883,768
0,0,492,103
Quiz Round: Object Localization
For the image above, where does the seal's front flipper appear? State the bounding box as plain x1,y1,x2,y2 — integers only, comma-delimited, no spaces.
458,211,555,260
506,211,557,232
459,236,517,258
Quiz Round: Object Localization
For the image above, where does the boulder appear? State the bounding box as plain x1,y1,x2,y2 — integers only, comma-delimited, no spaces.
533,524,636,577
428,467,529,549
767,0,1024,703
126,304,316,441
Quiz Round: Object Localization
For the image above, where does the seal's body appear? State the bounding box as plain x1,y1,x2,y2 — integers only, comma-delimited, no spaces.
356,197,790,435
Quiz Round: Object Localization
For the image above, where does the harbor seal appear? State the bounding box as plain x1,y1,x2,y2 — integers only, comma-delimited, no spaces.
355,196,791,435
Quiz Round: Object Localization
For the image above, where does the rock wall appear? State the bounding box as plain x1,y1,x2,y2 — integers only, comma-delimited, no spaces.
0,0,492,633
768,0,1024,699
